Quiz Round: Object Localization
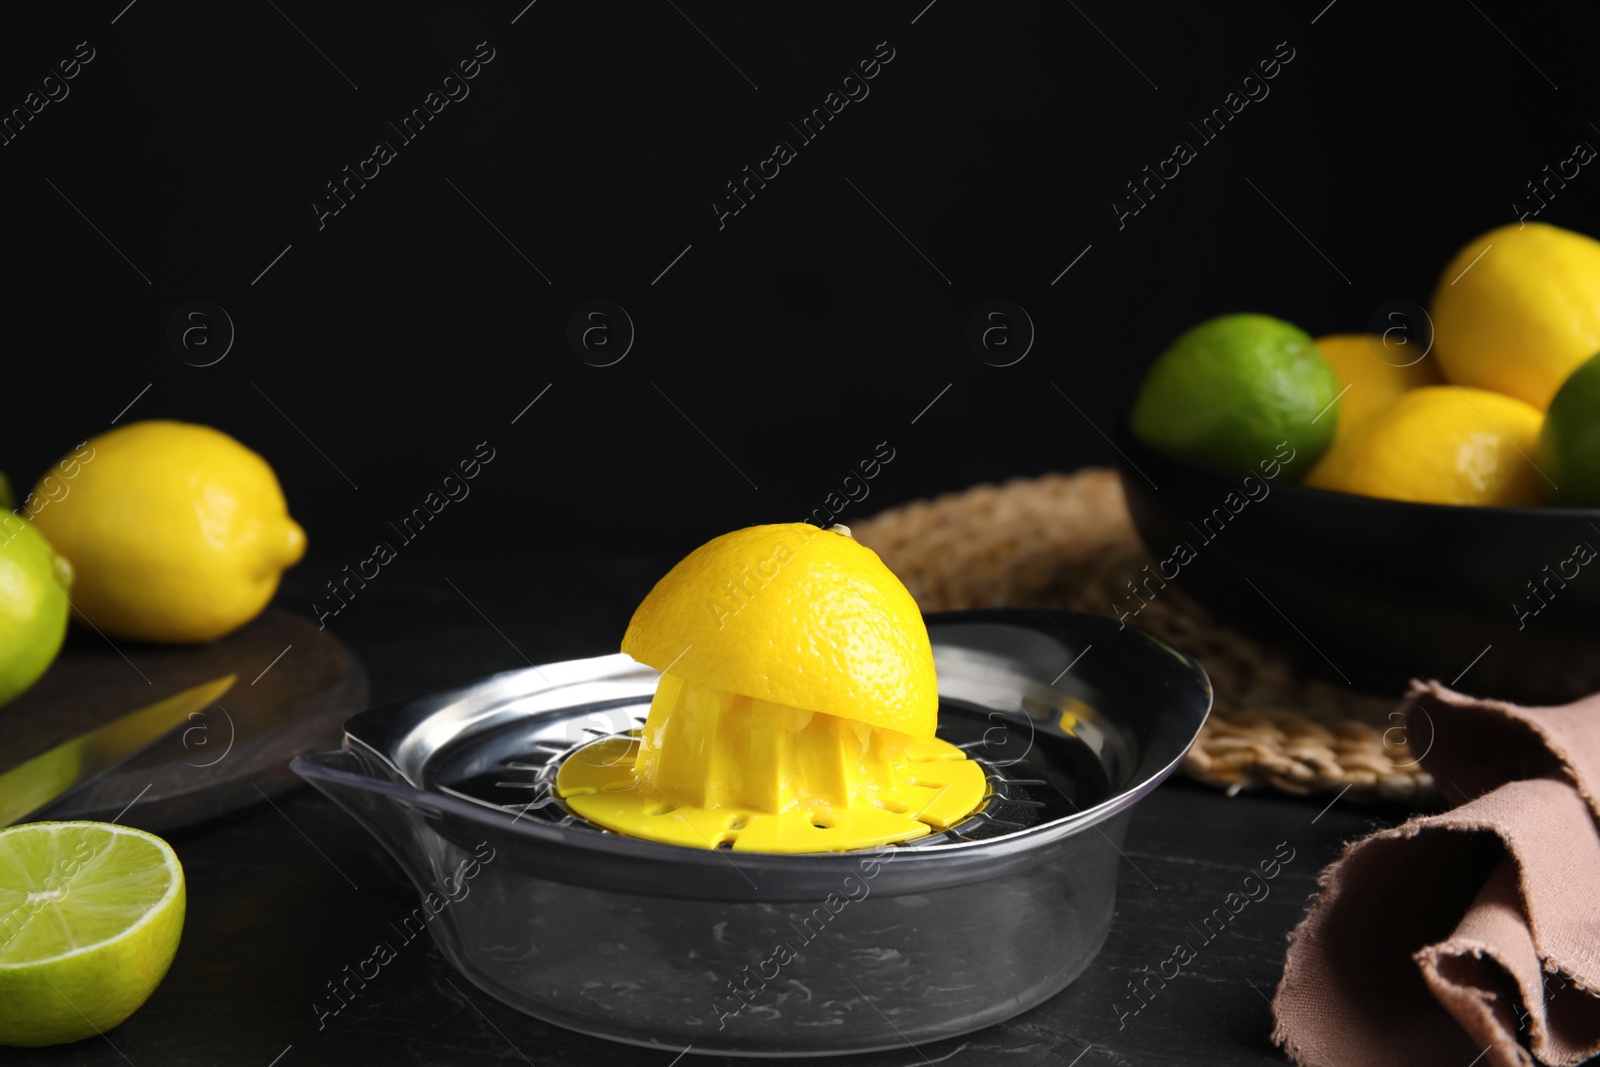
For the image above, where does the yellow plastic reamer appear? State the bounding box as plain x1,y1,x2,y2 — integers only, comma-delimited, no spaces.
557,673,988,853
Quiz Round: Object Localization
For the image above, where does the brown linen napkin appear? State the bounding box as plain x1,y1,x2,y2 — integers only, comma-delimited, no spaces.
1272,681,1600,1067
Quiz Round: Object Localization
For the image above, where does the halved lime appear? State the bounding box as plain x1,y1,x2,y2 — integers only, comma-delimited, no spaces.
0,822,185,1047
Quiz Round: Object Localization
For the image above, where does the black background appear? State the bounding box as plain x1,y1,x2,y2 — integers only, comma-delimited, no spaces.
4,0,1597,576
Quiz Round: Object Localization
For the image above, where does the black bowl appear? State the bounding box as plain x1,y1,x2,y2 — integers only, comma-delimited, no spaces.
1114,433,1600,703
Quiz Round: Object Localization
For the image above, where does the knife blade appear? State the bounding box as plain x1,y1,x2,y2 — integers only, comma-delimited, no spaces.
0,674,237,828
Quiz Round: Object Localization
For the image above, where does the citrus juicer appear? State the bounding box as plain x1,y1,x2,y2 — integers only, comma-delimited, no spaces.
293,608,1212,1056
556,674,988,852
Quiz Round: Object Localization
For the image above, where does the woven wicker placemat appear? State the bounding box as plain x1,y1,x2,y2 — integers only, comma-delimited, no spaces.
853,469,1436,802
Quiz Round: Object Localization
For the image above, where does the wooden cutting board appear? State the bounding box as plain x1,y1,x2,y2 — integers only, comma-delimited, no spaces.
0,608,367,835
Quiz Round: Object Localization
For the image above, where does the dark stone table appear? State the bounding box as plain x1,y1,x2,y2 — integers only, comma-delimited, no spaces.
7,552,1408,1067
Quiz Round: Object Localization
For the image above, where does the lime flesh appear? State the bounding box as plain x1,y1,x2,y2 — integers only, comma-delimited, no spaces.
0,822,185,1047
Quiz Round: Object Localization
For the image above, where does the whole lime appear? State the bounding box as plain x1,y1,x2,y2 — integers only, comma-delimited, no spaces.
0,502,73,707
1132,313,1339,475
1538,351,1600,505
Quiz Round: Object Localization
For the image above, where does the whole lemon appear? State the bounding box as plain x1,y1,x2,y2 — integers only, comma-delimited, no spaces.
1431,223,1600,410
1313,334,1442,442
30,422,306,643
1305,386,1544,506
0,511,73,706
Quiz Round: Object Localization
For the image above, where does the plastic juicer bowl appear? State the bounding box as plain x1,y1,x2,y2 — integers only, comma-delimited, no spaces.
293,609,1212,1057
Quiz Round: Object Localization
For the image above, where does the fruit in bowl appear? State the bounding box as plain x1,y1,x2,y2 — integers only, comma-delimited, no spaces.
1117,222,1600,699
1130,222,1600,509
1130,313,1339,478
1304,387,1544,507
1431,222,1600,410
1309,333,1441,442
1538,352,1600,507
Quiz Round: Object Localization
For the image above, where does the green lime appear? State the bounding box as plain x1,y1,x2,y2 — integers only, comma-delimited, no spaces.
1539,351,1600,505
0,506,73,707
1132,313,1339,475
0,822,186,1047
